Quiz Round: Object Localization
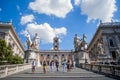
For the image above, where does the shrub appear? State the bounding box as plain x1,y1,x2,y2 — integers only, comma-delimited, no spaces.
7,55,23,64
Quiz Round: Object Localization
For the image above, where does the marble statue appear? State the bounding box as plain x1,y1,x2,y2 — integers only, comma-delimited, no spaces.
97,41,104,54
26,33,40,50
32,33,40,50
83,34,87,42
74,34,81,51
26,34,32,49
81,34,87,50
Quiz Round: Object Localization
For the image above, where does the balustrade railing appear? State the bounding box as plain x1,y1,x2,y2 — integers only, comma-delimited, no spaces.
0,63,31,78
80,63,120,78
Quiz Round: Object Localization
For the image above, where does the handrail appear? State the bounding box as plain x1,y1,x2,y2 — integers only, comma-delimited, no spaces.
80,63,120,78
0,63,31,78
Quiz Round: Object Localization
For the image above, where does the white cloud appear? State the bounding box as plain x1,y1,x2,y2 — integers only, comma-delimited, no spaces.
55,27,67,35
77,0,117,23
22,23,67,43
20,14,34,25
20,30,29,36
74,0,81,6
29,0,73,18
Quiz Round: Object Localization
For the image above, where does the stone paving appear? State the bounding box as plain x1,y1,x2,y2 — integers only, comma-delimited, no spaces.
0,66,115,80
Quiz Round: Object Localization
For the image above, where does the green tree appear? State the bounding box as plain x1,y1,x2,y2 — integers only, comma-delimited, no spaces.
7,55,23,64
0,39,7,60
0,39,23,65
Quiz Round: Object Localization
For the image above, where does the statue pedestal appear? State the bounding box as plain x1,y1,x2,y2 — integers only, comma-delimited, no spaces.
74,50,89,67
25,50,41,67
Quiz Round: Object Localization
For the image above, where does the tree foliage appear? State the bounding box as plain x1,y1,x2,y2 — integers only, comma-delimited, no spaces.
0,39,23,65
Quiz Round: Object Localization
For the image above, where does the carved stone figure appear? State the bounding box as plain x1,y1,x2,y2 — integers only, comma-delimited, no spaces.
32,33,40,50
74,34,81,51
81,34,87,50
26,34,32,49
97,41,104,54
83,34,87,42
26,33,40,50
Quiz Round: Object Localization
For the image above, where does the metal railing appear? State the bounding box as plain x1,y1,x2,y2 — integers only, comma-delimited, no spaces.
0,63,31,78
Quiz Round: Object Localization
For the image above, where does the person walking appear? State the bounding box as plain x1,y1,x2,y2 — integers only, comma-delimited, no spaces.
67,60,70,72
43,60,47,74
55,60,59,71
62,59,67,72
32,59,36,73
73,60,76,68
50,60,53,72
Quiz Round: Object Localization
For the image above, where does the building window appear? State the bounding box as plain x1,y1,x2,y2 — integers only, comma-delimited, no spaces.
119,36,120,42
47,54,50,58
111,51,116,60
109,38,115,47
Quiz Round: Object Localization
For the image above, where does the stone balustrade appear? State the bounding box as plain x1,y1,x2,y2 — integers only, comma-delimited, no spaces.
80,63,120,78
0,63,31,78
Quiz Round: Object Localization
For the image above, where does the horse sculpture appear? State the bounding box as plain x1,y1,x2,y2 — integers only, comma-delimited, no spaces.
74,34,87,51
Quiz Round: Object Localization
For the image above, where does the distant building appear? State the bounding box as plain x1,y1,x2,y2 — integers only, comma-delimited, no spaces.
87,22,120,64
0,22,24,58
25,34,73,66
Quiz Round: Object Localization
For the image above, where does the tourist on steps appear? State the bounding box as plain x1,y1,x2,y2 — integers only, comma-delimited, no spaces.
50,60,54,72
62,59,67,72
43,60,47,74
55,60,59,71
32,59,36,73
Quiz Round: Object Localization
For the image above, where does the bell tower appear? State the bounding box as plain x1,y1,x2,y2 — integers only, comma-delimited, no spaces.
53,36,59,50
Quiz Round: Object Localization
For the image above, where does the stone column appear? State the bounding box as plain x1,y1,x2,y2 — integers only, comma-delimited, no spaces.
4,32,9,45
115,35,120,50
102,36,111,58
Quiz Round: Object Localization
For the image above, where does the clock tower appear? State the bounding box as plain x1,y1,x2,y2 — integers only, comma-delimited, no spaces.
53,36,59,50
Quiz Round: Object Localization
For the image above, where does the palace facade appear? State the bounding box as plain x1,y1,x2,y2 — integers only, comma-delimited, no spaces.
87,22,120,64
0,22,24,58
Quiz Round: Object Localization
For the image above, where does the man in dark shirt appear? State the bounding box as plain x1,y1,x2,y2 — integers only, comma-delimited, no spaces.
55,60,59,71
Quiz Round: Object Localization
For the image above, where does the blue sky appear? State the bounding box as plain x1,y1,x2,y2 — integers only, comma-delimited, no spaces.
0,0,120,50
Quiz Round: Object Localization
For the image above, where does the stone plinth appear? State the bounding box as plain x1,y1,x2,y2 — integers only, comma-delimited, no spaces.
24,50,41,67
